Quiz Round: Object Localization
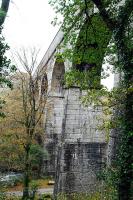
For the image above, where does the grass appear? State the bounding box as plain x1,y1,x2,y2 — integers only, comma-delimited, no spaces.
7,178,54,192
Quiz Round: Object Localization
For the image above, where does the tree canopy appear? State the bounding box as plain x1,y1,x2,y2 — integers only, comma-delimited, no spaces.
0,0,16,117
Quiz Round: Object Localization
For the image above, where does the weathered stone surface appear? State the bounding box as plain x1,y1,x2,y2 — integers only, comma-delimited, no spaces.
35,28,117,195
44,87,107,194
56,142,107,193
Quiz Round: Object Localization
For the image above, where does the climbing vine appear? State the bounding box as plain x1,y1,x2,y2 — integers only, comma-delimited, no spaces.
50,0,133,199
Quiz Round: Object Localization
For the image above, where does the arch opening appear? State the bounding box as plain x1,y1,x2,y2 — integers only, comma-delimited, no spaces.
41,73,48,96
51,61,65,94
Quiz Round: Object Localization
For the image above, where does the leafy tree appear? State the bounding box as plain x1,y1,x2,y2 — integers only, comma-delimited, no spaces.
13,48,48,200
0,73,47,174
0,0,16,116
0,48,48,199
49,0,133,199
0,0,15,88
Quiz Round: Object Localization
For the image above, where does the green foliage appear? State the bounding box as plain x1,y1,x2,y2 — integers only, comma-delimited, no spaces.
73,14,111,65
0,27,16,88
0,99,5,118
64,69,103,89
50,1,112,89
28,180,39,200
29,144,49,175
49,0,133,199
0,128,25,171
37,193,52,200
98,168,119,199
56,189,117,200
0,194,20,200
0,26,16,118
0,9,6,18
0,137,48,173
0,192,7,200
54,53,64,63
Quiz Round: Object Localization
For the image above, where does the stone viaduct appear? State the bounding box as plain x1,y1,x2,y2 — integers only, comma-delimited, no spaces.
35,27,117,195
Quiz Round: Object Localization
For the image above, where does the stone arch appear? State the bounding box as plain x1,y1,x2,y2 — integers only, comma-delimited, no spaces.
34,73,48,102
51,61,65,94
40,73,48,96
34,77,40,100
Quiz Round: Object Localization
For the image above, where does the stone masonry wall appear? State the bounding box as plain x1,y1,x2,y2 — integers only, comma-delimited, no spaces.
44,95,65,175
44,87,107,194
55,88,107,194
35,26,119,195
58,142,106,193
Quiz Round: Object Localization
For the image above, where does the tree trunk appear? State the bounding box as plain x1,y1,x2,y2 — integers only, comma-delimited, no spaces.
0,0,10,26
22,145,30,200
22,172,30,199
118,91,133,200
114,16,133,196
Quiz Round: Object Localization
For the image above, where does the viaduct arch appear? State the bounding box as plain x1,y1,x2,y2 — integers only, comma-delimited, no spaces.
35,21,116,195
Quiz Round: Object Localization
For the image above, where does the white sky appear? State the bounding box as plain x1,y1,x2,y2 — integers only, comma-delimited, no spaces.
2,0,114,90
3,0,59,60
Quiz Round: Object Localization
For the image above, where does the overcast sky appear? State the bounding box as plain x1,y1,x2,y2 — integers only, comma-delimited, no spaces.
3,0,59,60
2,0,114,89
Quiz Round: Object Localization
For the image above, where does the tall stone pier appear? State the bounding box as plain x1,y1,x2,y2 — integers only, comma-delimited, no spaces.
53,88,107,194
35,28,110,195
